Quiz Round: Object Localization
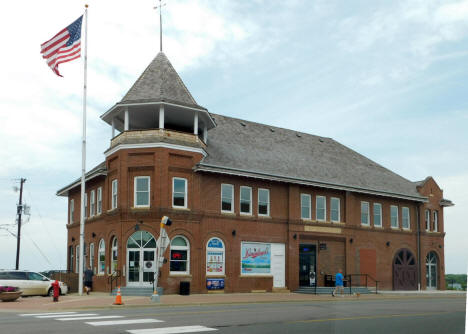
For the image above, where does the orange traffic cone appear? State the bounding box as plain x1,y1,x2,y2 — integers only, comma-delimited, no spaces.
113,286,124,305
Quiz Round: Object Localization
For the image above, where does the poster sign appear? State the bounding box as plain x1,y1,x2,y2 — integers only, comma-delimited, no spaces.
206,278,224,290
207,238,223,248
241,242,271,274
207,251,224,273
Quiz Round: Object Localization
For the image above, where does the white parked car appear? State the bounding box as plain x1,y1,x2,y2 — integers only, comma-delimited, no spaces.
0,270,68,296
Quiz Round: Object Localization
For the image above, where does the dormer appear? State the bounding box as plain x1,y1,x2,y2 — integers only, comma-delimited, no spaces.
100,52,216,153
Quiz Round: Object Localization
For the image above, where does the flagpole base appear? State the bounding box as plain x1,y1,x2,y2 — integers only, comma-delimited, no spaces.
150,293,160,303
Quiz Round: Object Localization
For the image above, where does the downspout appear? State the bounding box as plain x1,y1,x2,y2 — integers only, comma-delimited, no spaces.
416,203,421,291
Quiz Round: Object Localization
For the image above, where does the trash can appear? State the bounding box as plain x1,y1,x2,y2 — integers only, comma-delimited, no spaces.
180,281,190,295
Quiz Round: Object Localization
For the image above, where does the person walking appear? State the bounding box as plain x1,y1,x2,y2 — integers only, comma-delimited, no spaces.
84,266,94,295
332,268,344,297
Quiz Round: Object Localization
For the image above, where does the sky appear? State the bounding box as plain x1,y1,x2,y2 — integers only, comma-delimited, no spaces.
0,0,467,275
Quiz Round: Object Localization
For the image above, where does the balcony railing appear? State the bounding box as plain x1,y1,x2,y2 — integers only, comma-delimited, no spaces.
110,128,206,149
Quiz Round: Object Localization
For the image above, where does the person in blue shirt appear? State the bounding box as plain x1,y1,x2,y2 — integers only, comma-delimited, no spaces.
332,268,344,297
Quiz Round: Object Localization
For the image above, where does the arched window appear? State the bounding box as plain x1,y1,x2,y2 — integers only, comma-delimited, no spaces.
170,236,190,274
206,238,225,275
111,237,118,274
98,239,105,275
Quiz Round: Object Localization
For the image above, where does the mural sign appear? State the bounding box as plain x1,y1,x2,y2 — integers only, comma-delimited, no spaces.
206,278,224,290
241,242,271,274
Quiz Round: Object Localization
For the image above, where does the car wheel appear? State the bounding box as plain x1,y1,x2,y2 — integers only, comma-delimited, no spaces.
47,288,53,297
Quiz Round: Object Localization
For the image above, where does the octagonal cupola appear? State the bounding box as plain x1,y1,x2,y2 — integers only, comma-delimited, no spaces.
101,52,216,150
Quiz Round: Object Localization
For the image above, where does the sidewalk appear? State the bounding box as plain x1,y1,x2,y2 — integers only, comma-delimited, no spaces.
0,291,464,313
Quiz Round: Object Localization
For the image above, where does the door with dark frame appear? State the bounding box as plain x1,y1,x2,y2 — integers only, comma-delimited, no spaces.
393,248,418,290
299,244,316,287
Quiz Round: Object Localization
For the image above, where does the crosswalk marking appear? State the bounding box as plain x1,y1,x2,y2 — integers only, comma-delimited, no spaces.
126,326,218,334
86,319,164,326
57,315,124,321
19,312,77,317
36,313,98,318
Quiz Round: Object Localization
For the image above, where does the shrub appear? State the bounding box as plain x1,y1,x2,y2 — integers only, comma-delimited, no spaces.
0,286,19,293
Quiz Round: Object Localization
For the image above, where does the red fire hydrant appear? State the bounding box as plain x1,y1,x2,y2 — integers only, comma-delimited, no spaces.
51,280,60,302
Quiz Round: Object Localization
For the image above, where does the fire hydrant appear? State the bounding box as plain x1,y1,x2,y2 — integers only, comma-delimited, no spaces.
51,280,60,302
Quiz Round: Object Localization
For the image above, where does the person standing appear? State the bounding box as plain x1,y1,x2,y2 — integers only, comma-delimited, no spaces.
84,266,94,295
332,268,344,297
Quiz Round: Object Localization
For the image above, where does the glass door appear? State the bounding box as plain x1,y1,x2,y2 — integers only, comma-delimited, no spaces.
127,250,140,286
142,250,156,286
299,244,316,287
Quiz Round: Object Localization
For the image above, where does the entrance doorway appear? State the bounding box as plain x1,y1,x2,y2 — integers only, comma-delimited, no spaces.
299,244,316,287
127,231,157,287
426,252,438,290
393,248,417,290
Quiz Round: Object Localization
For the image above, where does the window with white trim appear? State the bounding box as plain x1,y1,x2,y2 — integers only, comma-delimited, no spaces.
206,238,225,275
390,205,399,228
97,187,102,214
69,246,74,272
170,236,190,274
75,245,80,274
258,188,270,216
111,179,118,209
301,194,311,219
98,239,105,275
316,196,326,221
331,197,340,222
402,207,410,229
111,237,118,273
70,199,74,224
373,203,382,227
361,201,370,225
221,184,234,213
173,177,187,208
90,190,95,217
433,211,438,232
84,193,88,219
240,186,252,215
134,176,150,207
89,243,95,273
425,209,430,231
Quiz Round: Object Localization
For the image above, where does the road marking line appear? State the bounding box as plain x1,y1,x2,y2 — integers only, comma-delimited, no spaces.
57,315,125,321
126,325,218,333
19,312,77,316
36,313,98,318
86,319,164,326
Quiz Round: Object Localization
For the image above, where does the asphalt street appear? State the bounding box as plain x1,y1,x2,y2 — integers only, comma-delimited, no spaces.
0,296,465,334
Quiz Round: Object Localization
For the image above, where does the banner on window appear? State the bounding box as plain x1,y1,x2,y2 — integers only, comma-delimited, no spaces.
241,242,271,274
207,251,224,273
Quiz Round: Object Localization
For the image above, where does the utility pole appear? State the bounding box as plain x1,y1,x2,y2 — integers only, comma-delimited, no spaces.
15,178,26,270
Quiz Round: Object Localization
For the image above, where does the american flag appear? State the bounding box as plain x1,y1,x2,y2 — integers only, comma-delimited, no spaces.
41,16,83,77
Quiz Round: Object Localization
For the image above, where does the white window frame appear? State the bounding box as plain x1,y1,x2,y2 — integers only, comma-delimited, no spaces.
75,245,80,274
301,193,311,220
316,196,326,221
70,199,74,224
330,197,340,222
206,238,225,276
221,184,234,213
90,190,96,217
134,176,150,208
172,177,188,209
84,193,88,219
240,186,252,215
111,237,118,274
98,239,105,275
390,205,399,228
170,235,190,275
373,203,382,227
111,179,118,210
361,201,370,226
258,188,270,216
425,209,430,231
89,243,95,272
433,211,438,232
402,207,410,230
97,187,102,215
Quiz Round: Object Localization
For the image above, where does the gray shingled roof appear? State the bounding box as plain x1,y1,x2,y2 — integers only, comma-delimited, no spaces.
119,52,205,110
197,114,425,201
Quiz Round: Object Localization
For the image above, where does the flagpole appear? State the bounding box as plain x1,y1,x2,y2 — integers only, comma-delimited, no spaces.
78,4,88,297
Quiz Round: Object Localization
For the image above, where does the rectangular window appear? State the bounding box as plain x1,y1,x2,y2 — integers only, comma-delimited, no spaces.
111,179,118,209
433,211,438,232
330,197,340,222
402,207,410,229
361,201,370,225
390,205,399,228
316,196,326,221
90,190,95,217
425,209,430,231
301,194,311,219
240,186,252,215
69,246,74,272
173,177,187,208
97,187,102,214
258,188,270,216
134,176,150,207
69,199,74,224
89,243,95,272
373,203,382,227
84,193,88,219
221,184,234,213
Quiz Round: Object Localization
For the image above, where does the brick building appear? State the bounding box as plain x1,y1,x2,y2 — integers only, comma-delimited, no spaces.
57,52,453,294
